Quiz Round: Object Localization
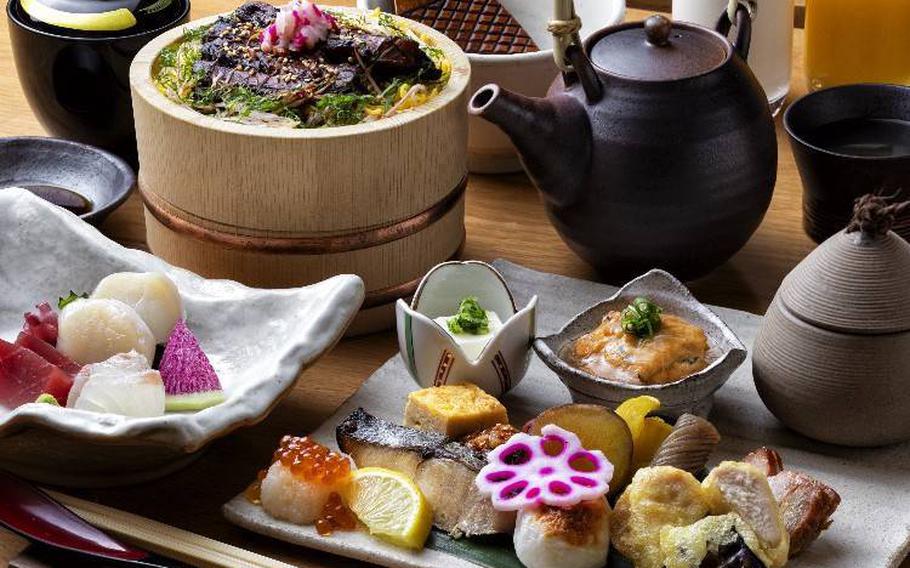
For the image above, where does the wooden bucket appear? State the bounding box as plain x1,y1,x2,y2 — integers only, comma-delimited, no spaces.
129,11,471,334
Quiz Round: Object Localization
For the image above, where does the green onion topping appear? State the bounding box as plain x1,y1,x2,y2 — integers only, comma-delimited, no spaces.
620,297,663,339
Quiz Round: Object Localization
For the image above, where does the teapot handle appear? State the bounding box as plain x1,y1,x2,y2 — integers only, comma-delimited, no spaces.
716,0,754,61
550,0,602,103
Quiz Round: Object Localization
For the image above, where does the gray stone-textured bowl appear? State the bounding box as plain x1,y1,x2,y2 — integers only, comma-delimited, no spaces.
0,189,364,487
0,137,135,226
533,269,747,418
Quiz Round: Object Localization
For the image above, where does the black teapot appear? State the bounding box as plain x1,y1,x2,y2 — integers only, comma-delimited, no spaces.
469,1,776,281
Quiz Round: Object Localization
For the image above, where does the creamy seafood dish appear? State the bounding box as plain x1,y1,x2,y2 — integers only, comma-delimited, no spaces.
155,1,450,128
570,297,710,385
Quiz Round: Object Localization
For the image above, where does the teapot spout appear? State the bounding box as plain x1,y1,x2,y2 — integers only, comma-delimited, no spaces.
469,84,590,207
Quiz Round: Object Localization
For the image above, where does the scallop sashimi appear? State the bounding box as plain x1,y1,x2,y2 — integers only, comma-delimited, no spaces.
0,339,73,408
56,298,155,365
66,351,165,417
259,436,352,525
92,272,184,344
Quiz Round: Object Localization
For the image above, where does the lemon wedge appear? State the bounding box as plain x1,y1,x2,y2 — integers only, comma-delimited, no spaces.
344,467,433,550
20,0,137,32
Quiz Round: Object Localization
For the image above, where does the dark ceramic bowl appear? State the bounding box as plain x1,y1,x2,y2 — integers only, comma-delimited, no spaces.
785,84,910,244
0,137,135,225
533,269,747,419
6,0,190,168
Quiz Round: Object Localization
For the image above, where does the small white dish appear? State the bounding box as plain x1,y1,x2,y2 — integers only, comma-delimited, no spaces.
357,0,626,173
0,188,364,487
395,261,536,396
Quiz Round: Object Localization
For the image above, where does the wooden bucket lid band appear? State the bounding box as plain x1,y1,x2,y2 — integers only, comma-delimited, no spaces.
140,175,468,255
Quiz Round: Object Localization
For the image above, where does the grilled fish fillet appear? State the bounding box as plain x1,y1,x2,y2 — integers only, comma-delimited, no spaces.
336,408,515,536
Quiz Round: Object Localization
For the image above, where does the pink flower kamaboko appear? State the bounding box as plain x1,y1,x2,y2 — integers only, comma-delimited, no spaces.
261,1,337,53
475,424,614,511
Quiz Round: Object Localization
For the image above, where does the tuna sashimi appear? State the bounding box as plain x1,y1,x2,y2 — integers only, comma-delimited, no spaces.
22,303,58,345
15,332,81,376
0,339,73,408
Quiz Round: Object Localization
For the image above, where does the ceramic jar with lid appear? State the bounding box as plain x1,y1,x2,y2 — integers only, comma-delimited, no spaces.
753,196,910,447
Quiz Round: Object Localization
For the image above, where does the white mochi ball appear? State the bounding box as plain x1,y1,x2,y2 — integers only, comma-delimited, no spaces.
92,272,184,343
57,298,155,365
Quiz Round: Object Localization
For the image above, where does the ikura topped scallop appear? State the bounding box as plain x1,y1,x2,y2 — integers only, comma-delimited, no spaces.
258,436,353,525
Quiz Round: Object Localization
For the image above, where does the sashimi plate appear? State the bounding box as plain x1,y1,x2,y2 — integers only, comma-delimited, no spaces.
224,261,910,568
0,188,365,487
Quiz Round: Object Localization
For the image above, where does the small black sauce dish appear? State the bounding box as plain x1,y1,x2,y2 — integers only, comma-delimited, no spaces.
784,83,910,244
6,0,190,168
0,136,136,225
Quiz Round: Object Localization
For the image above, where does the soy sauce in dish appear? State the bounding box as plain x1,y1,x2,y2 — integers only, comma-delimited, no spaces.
22,185,93,215
803,118,910,158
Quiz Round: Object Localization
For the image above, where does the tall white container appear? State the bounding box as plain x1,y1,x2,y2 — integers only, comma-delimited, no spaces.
673,0,793,115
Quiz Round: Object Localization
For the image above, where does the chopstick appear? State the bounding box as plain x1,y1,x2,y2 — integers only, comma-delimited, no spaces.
44,491,294,568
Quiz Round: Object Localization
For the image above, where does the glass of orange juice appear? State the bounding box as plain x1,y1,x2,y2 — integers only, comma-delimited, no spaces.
805,0,910,91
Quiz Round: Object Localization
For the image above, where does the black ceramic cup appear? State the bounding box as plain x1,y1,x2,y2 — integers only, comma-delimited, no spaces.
785,84,910,243
6,0,190,168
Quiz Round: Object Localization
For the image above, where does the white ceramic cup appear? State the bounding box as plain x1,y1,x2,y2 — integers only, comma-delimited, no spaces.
673,0,793,116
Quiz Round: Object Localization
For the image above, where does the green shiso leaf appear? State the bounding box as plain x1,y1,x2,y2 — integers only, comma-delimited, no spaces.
57,291,88,310
620,296,663,339
447,296,489,335
426,531,523,568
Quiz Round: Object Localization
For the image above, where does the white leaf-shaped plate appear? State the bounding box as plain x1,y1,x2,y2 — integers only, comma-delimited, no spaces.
0,188,364,487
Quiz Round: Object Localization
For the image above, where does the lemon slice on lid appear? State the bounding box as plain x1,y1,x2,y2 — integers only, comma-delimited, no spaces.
343,467,433,550
20,0,137,32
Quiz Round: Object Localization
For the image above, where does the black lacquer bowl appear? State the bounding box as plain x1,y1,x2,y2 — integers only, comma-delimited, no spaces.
6,0,190,168
785,84,910,244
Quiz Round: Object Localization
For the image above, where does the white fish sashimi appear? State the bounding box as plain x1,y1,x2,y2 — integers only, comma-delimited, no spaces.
67,351,165,417
92,272,184,344
57,298,155,365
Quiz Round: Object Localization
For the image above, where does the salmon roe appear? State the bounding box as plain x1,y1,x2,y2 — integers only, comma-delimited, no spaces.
273,435,351,484
315,493,358,536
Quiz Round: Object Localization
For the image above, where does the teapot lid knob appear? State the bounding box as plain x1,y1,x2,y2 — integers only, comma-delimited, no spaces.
644,14,673,47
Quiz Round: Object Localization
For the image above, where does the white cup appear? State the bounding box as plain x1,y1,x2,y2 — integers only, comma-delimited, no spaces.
673,0,793,116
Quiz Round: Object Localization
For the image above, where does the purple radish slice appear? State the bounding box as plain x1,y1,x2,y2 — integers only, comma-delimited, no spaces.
159,319,224,411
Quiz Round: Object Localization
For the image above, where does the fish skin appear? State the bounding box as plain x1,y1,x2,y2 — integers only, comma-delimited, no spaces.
336,408,514,536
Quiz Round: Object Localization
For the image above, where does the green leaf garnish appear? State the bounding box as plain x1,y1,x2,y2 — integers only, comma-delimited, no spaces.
620,297,663,339
447,297,490,335
35,393,60,406
57,291,88,310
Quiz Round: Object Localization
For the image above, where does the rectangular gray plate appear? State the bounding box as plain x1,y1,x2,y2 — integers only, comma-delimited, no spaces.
225,260,910,568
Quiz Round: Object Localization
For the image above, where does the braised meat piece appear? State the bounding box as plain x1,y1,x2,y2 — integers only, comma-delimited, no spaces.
742,448,841,557
323,32,441,82
743,447,785,477
768,471,841,556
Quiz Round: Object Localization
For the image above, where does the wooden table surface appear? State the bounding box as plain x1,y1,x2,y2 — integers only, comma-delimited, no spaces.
1,2,902,567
